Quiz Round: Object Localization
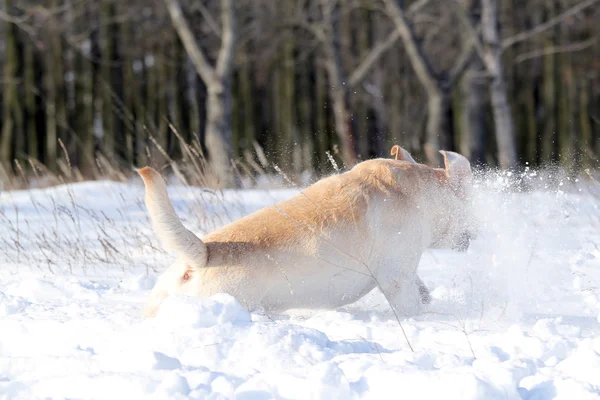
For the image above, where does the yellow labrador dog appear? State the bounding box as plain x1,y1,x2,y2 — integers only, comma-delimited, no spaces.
139,146,475,317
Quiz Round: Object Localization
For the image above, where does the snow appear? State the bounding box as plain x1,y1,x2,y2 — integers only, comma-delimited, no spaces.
0,171,599,399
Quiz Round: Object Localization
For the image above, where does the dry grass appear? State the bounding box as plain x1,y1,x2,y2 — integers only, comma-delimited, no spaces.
0,135,301,275
0,133,315,271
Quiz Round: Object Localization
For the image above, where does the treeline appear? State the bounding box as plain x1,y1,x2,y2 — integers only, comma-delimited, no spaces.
0,0,599,186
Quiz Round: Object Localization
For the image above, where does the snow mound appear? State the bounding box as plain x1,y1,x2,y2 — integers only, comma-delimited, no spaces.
153,352,183,371
155,371,191,397
155,293,251,329
0,291,30,316
1,176,599,399
123,273,157,291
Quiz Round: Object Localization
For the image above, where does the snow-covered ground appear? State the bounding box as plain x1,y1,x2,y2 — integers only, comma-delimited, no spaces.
0,170,599,399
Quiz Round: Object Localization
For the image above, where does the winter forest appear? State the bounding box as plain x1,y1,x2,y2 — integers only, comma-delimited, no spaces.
0,0,599,187
1,1,600,398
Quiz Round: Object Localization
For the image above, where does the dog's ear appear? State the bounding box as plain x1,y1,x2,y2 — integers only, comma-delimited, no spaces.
390,145,417,163
439,150,472,191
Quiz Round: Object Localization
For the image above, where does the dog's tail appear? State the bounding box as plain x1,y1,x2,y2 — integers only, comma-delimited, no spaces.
138,167,208,266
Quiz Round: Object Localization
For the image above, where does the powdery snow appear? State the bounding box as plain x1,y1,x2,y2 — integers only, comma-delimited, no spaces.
0,171,599,399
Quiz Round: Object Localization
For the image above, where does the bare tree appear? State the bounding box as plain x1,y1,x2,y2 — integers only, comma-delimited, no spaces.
382,0,474,165
0,0,20,169
452,0,516,168
164,0,236,187
455,0,599,169
1,0,599,184
457,0,486,165
480,0,517,168
292,0,406,166
319,0,358,166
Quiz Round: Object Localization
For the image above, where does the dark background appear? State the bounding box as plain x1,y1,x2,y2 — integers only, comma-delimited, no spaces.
0,0,599,186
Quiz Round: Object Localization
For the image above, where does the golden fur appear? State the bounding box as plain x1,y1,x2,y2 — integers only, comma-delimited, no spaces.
139,147,475,317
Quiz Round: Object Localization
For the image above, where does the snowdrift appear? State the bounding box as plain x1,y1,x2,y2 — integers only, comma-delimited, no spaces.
0,171,599,399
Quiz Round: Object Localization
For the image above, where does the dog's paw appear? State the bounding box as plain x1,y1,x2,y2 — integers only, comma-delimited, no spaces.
419,284,431,305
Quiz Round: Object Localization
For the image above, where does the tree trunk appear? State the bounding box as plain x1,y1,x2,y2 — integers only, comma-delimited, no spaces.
355,9,370,158
44,17,58,170
371,70,389,158
298,58,314,174
156,43,169,159
481,0,517,169
165,0,236,187
133,38,147,166
321,1,358,167
145,46,158,136
282,23,299,174
0,2,19,169
168,34,186,158
76,25,97,177
524,76,538,166
205,86,235,187
186,56,202,147
24,35,38,163
488,77,517,168
383,0,452,165
100,0,116,159
315,63,329,171
557,14,575,173
123,18,135,165
541,28,557,164
457,0,485,165
526,6,544,166
329,80,358,167
424,89,452,164
271,59,282,166
459,62,486,165
284,1,301,174
579,78,593,170
370,11,389,158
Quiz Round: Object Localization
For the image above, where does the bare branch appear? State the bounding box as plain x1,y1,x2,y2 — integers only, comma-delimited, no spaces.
348,29,401,87
345,0,386,13
164,0,217,85
0,9,36,38
513,35,599,64
451,1,487,64
285,17,326,42
406,0,433,17
194,2,221,37
0,9,29,25
215,0,236,79
286,0,327,43
502,0,600,49
382,0,439,94
448,40,475,87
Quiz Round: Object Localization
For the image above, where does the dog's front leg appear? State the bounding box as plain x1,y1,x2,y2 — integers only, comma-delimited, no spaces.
376,257,422,316
383,279,421,316
416,275,431,305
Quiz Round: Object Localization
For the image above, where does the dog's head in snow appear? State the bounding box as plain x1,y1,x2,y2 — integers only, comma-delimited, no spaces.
387,145,476,252
429,150,476,252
